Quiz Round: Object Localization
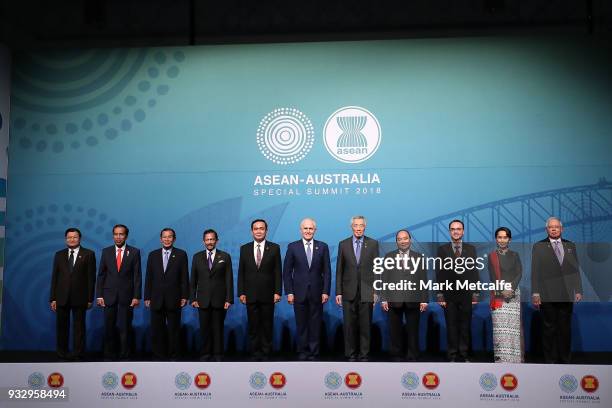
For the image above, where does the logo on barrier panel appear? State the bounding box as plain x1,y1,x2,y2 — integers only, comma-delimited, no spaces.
401,372,419,391
102,372,119,390
500,373,518,392
269,372,286,389
47,372,64,388
324,372,343,390
422,372,439,390
479,373,497,392
175,372,191,390
28,372,45,389
559,374,578,394
581,375,599,393
195,372,211,389
345,372,362,389
121,372,137,389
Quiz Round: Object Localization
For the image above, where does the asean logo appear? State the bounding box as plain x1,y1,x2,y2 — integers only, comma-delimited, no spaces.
175,372,191,390
559,374,578,394
121,372,137,389
500,373,518,392
257,108,315,165
194,372,211,389
47,372,64,388
580,375,599,393
27,372,45,389
479,373,497,392
324,372,343,390
401,372,419,391
102,372,119,390
269,372,286,389
345,372,362,389
249,372,267,390
323,106,381,164
422,372,439,390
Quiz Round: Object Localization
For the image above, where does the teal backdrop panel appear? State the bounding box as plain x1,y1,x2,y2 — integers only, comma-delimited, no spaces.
2,36,612,352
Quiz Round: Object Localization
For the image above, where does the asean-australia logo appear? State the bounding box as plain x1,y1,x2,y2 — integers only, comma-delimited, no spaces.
323,106,381,163
257,108,315,165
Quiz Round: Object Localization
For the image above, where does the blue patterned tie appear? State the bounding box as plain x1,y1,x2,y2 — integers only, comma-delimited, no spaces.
208,251,213,269
553,241,564,265
355,239,362,264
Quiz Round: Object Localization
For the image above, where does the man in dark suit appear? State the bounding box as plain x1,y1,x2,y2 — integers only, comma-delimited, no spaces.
531,217,582,363
335,215,379,362
237,219,282,361
381,229,428,362
96,224,142,360
144,228,189,361
190,229,233,361
283,218,331,361
49,227,96,361
436,219,479,362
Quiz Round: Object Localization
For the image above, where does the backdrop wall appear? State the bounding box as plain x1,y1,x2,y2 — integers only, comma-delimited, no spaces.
2,36,611,353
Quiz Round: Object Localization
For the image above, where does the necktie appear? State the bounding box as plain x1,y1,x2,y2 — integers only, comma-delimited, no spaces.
355,240,362,264
116,248,123,272
68,250,75,273
306,241,312,268
454,246,461,257
256,244,262,268
208,251,213,269
163,250,169,272
553,241,564,265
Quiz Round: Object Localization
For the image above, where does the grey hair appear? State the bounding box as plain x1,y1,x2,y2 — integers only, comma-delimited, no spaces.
351,215,367,225
546,217,563,227
300,217,317,228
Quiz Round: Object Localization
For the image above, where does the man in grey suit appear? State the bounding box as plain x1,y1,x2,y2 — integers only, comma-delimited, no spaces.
531,217,582,363
335,215,379,362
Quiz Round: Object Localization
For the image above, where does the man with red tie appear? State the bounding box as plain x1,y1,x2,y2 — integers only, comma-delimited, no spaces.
96,224,142,361
237,219,282,361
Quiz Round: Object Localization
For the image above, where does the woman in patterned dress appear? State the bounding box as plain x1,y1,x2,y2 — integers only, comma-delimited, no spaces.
489,227,524,363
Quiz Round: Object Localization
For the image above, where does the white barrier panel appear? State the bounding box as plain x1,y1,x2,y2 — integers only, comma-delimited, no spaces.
0,362,609,407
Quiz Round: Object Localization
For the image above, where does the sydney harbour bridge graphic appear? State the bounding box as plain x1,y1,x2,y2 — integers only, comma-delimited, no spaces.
2,178,611,349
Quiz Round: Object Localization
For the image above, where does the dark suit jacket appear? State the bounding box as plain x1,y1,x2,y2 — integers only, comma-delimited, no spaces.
95,245,142,306
190,249,234,308
237,241,282,303
335,236,380,302
531,238,582,302
436,242,479,302
144,247,189,310
283,239,331,303
382,249,428,306
50,247,96,307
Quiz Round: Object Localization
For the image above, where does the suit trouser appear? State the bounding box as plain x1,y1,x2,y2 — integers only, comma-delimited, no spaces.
56,305,86,358
104,304,133,359
247,302,274,358
198,307,227,359
388,303,420,360
444,299,472,360
342,298,373,359
151,306,182,360
294,295,323,357
541,302,573,363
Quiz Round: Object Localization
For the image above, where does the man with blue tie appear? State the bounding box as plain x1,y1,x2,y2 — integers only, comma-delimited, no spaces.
96,224,142,361
144,228,189,361
283,218,331,361
335,215,379,362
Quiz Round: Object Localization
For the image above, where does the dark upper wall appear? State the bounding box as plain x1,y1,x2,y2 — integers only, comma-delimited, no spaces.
1,0,610,50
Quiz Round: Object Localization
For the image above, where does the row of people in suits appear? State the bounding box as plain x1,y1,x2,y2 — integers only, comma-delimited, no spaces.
49,216,581,363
